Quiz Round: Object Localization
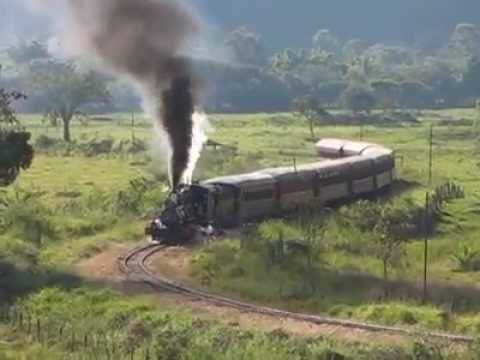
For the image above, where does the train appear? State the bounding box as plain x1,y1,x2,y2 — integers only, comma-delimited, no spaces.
146,138,395,243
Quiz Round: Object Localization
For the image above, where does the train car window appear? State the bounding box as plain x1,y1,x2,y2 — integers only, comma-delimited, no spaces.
317,167,350,186
279,176,314,194
375,157,395,173
243,189,275,202
350,159,375,179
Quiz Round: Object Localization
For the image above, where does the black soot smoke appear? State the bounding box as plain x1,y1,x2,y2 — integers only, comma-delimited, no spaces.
162,74,194,189
65,0,206,189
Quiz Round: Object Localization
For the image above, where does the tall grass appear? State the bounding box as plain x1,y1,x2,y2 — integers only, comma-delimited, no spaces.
1,287,446,360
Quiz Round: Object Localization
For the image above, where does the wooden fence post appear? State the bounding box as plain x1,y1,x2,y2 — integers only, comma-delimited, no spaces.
36,318,41,341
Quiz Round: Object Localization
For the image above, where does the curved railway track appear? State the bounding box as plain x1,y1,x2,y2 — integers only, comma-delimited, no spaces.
119,243,475,344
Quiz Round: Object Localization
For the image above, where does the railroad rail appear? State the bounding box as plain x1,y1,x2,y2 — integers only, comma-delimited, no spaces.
119,243,475,344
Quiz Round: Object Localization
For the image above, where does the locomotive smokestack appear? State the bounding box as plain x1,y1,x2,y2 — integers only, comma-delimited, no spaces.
57,0,207,190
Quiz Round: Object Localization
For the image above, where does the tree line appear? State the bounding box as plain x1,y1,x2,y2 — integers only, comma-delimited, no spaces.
2,22,480,141
219,23,480,112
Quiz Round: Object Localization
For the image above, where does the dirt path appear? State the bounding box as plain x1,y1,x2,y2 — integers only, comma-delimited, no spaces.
73,243,414,347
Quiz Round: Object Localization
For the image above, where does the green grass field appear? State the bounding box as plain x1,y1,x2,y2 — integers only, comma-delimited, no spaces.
3,109,480,358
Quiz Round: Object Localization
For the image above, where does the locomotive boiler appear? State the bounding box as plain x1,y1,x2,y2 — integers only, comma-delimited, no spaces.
146,139,395,243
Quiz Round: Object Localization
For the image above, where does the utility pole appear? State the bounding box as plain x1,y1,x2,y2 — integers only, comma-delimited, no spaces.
423,191,430,304
428,123,433,187
131,111,136,142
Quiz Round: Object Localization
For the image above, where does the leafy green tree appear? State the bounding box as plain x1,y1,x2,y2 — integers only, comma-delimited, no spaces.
372,205,411,284
0,85,33,186
258,220,299,271
341,85,376,115
371,79,400,113
292,95,330,139
30,61,111,142
226,26,265,65
297,208,329,293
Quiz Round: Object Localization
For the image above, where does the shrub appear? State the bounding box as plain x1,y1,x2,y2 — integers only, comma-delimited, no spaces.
0,189,56,245
34,134,61,151
451,242,480,272
81,137,114,157
114,137,148,154
337,198,423,240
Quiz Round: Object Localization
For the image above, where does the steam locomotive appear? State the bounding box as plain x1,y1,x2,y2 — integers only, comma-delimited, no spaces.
146,139,395,243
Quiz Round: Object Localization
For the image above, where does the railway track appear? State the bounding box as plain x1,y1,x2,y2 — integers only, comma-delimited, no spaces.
119,243,475,344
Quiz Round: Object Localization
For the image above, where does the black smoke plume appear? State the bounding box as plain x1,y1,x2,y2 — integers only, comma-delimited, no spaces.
63,0,203,189
162,74,194,189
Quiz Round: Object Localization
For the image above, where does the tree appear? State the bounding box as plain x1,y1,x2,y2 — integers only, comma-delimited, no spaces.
316,81,348,106
473,99,480,136
372,205,410,286
371,79,400,113
448,23,480,62
30,61,111,142
292,95,330,139
225,26,265,66
297,207,329,294
7,41,51,68
462,58,480,101
341,85,376,115
343,39,368,62
0,85,33,186
398,81,432,109
312,29,341,57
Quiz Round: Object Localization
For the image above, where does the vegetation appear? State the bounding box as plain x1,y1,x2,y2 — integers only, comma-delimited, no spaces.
292,95,331,139
1,109,480,357
5,287,475,360
3,1,480,357
5,22,480,114
0,86,33,186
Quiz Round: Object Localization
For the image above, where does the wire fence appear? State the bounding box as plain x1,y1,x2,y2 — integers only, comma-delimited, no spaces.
0,306,155,360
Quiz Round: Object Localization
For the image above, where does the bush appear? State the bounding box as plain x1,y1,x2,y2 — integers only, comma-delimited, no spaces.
34,134,61,151
0,189,56,245
451,243,480,272
113,137,148,154
337,199,423,240
81,137,114,157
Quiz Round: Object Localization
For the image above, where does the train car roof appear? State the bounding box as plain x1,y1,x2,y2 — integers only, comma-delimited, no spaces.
201,139,394,187
316,138,393,158
361,146,393,157
342,141,376,156
315,138,346,157
297,159,349,172
204,172,274,186
256,167,293,176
